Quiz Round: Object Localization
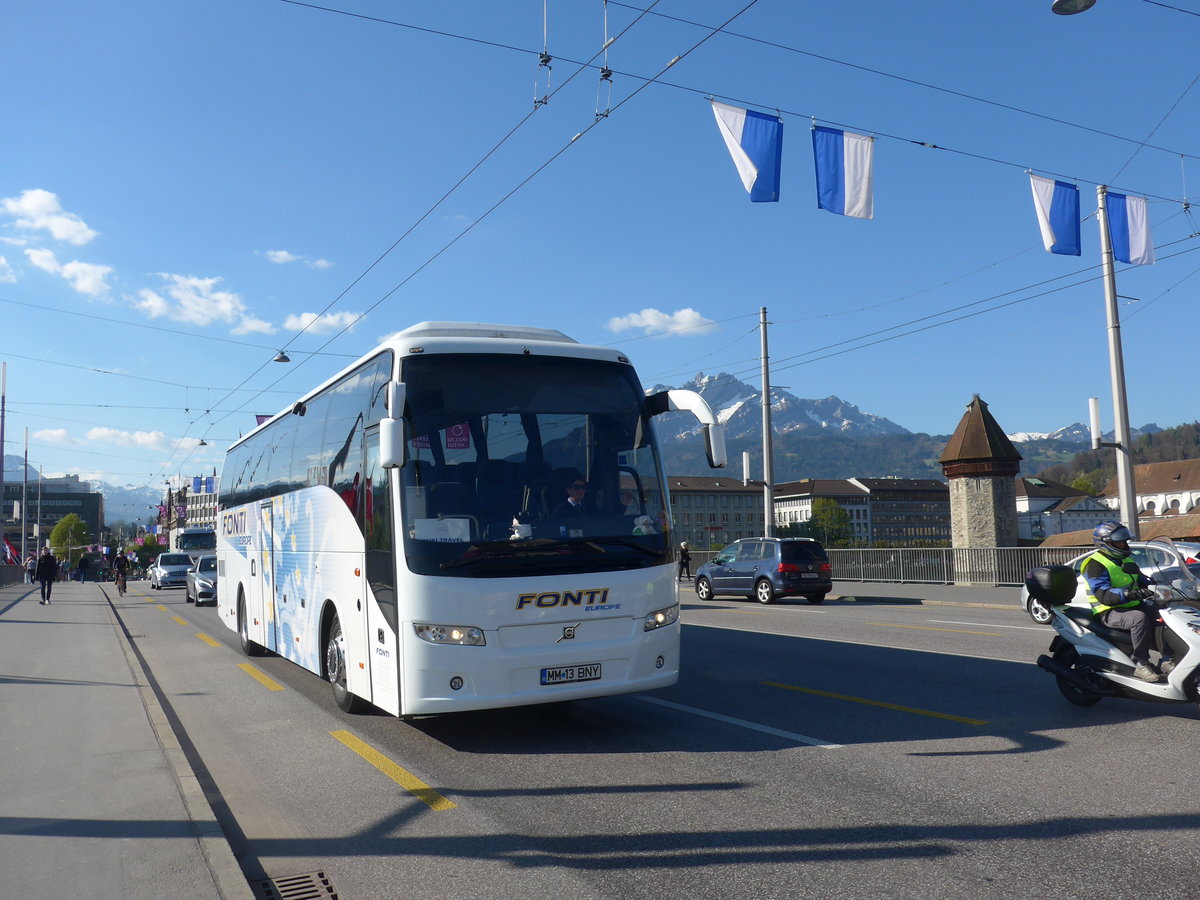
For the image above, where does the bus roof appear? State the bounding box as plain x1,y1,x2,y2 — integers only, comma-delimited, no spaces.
232,322,632,450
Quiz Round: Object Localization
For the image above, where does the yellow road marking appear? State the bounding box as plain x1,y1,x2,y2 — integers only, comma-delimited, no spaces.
330,730,457,810
238,662,284,691
196,633,222,648
868,621,1001,636
156,604,168,612
171,615,188,626
763,681,989,725
734,610,768,615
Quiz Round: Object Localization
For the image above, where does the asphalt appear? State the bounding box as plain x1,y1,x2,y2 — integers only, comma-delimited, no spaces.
0,576,1021,899
0,579,254,900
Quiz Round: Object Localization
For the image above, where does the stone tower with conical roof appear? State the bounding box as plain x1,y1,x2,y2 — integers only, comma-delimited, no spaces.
939,395,1022,548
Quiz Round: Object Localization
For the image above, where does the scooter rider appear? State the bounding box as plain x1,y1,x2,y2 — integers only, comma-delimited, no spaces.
1082,521,1172,683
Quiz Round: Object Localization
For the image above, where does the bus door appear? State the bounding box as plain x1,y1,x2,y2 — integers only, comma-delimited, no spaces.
363,425,400,714
256,499,280,653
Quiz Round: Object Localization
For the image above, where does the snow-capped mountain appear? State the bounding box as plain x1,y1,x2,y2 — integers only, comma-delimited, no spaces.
1007,422,1162,444
649,373,909,443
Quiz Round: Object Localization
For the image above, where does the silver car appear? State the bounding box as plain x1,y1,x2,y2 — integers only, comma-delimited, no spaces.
1020,538,1200,624
185,554,217,605
150,552,194,590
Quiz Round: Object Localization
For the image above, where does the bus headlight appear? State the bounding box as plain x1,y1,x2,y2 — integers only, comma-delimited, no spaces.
644,603,679,632
414,623,486,646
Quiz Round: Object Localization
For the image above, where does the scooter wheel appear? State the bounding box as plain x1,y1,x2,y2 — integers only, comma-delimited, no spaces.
1053,645,1102,707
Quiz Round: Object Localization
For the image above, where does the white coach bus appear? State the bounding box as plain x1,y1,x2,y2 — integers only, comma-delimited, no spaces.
216,322,725,716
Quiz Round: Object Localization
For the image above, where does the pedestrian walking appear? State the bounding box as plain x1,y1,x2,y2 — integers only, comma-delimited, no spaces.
24,554,36,585
35,547,58,605
678,541,691,581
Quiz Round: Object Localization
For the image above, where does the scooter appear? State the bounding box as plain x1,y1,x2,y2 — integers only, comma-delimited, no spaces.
1029,551,1200,710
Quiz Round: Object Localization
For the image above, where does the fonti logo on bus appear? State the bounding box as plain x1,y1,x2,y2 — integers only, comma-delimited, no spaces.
516,588,615,612
221,510,248,537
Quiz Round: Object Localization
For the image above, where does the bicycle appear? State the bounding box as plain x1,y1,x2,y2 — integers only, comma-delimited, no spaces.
115,570,127,596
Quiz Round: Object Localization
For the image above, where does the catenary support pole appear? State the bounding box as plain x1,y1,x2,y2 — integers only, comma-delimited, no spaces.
1096,184,1139,536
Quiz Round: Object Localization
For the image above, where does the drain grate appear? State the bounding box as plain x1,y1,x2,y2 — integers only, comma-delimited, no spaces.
259,870,339,899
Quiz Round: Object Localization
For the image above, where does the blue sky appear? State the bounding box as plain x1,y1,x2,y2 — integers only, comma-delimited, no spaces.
4,0,1199,493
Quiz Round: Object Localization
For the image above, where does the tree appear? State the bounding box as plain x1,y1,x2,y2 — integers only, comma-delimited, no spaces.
49,514,91,566
134,535,166,570
799,498,855,547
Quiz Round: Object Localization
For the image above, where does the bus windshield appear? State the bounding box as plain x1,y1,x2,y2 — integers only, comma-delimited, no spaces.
177,530,216,552
400,354,668,577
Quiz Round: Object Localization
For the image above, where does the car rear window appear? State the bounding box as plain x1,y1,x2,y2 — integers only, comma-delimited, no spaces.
781,542,828,563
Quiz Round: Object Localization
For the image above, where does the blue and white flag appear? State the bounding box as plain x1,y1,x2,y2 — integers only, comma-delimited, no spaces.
1029,174,1080,256
811,126,874,219
1105,191,1154,266
710,100,783,203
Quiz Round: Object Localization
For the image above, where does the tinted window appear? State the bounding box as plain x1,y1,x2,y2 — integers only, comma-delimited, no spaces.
160,554,192,566
781,541,828,563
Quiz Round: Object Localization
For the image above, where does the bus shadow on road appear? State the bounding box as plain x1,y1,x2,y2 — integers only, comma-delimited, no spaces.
405,624,1199,757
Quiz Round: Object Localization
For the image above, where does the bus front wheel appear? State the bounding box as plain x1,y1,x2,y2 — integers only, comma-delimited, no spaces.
325,613,366,714
238,591,263,657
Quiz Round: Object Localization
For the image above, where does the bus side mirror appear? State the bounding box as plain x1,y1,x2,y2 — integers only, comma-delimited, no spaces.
380,381,407,468
646,389,727,469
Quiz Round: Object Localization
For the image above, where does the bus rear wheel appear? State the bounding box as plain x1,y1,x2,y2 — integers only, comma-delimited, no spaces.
325,613,366,714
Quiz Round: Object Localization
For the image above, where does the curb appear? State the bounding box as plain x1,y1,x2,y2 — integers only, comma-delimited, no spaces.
104,594,255,900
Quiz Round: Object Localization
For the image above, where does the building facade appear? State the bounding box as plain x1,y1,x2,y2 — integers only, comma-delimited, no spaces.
1,474,105,552
666,476,767,549
771,477,950,546
773,479,871,544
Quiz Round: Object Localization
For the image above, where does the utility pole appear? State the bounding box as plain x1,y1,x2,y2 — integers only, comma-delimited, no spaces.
759,307,774,537
1096,185,1138,536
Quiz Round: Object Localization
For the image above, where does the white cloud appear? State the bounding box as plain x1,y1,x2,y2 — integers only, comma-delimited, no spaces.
261,249,332,270
605,307,717,337
139,273,275,335
283,311,358,334
34,428,77,446
135,288,171,318
87,427,169,451
59,260,113,296
232,315,276,335
2,189,97,245
24,247,112,296
0,256,14,283
25,247,59,274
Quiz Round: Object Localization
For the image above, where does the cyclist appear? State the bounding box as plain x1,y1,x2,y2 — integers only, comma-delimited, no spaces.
112,552,130,596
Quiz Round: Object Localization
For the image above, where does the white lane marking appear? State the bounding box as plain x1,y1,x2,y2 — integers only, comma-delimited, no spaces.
637,696,842,749
928,619,1049,632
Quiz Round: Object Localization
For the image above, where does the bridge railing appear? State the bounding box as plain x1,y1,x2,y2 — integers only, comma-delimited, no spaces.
685,546,1090,587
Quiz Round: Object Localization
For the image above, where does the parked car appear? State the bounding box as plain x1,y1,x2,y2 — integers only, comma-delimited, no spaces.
185,554,217,605
150,552,194,590
1019,538,1200,624
694,536,832,604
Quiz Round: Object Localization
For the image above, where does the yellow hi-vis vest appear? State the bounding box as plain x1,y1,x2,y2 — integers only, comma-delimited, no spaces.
1082,551,1139,615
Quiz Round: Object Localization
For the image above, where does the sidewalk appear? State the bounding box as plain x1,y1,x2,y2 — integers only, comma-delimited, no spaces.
0,580,253,900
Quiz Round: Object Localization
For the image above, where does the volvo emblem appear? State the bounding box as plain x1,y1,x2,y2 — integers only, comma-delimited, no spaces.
557,624,579,643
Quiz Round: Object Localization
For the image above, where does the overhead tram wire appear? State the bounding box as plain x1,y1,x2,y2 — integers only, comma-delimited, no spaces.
212,0,761,435
606,0,1200,166
263,0,663,362
709,240,1200,386
284,0,1200,169
202,0,670,441
0,295,355,359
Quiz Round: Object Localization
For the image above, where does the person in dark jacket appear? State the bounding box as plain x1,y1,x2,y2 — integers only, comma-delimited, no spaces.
678,541,691,581
551,469,589,518
35,547,59,605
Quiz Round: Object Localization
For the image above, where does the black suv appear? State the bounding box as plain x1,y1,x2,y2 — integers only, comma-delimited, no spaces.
694,537,832,604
